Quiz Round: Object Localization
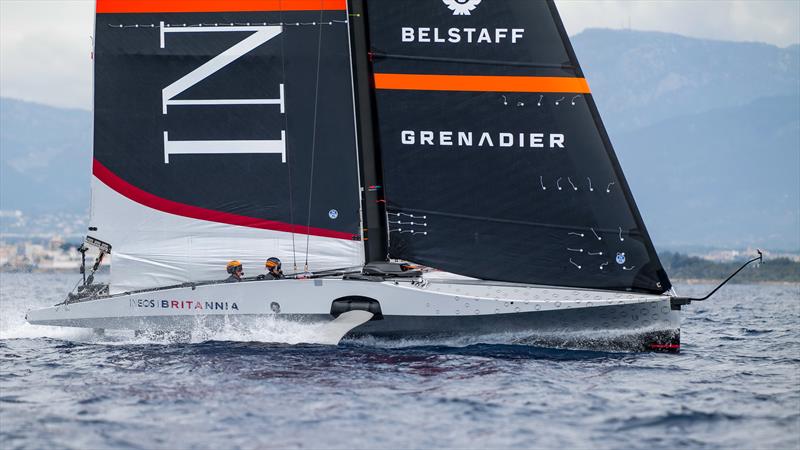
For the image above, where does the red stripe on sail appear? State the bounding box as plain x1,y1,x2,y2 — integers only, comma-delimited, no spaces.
96,0,347,14
92,159,355,240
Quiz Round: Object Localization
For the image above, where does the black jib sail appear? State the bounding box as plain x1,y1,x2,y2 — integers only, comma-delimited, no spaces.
364,0,671,294
91,0,362,292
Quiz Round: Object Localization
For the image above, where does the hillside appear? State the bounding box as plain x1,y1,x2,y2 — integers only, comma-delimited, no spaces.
0,98,91,214
617,94,800,250
572,28,800,133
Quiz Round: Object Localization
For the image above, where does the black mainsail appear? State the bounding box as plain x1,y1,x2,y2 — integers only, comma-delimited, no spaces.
363,0,671,294
91,0,363,292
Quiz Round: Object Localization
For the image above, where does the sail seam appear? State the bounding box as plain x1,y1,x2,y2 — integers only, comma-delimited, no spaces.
389,207,641,236
370,52,576,71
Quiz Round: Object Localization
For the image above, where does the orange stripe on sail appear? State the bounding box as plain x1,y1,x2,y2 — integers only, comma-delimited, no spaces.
373,74,591,94
96,0,347,13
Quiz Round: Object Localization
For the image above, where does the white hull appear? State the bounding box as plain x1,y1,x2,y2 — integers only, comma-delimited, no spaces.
27,277,681,351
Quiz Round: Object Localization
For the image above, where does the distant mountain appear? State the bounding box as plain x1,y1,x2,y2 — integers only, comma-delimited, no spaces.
0,29,798,251
573,29,800,133
616,94,799,251
0,98,91,214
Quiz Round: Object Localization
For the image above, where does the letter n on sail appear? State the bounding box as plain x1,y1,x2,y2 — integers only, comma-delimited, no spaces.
160,23,286,164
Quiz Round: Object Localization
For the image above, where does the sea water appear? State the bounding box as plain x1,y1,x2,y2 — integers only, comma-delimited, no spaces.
1,272,798,449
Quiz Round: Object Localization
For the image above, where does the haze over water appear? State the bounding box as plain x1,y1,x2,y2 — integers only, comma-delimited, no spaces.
1,273,798,449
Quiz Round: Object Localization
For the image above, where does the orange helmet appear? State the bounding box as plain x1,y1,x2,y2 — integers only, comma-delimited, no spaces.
265,257,282,270
226,260,243,274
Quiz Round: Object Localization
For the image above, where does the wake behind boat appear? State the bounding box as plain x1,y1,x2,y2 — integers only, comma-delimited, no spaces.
27,0,753,352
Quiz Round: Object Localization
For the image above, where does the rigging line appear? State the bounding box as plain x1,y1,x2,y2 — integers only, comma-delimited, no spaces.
303,3,325,270
278,0,298,272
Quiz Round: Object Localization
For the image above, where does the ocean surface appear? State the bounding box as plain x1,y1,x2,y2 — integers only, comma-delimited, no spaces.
1,272,798,450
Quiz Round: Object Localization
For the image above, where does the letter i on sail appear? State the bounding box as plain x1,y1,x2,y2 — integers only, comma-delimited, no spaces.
160,23,287,164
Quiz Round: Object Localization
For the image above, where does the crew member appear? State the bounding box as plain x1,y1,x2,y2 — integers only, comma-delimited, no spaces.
225,260,244,282
262,257,285,280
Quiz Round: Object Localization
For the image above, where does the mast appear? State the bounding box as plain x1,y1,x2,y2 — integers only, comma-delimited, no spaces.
348,0,388,263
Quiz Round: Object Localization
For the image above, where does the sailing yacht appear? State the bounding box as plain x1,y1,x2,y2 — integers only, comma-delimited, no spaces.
27,0,686,351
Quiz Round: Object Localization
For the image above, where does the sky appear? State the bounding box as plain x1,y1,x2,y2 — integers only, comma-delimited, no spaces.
1,0,798,110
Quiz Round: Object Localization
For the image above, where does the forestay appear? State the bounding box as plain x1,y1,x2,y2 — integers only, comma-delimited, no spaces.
366,0,671,294
91,0,362,293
